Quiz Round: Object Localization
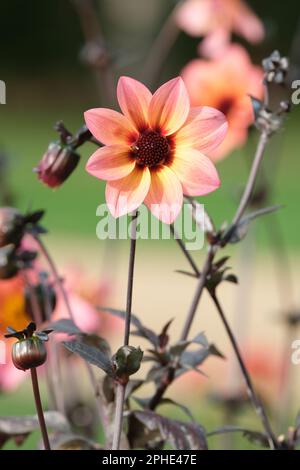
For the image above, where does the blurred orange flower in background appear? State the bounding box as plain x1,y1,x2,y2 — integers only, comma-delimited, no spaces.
176,0,265,58
0,276,29,333
0,276,30,392
0,267,115,392
181,45,263,160
53,266,115,336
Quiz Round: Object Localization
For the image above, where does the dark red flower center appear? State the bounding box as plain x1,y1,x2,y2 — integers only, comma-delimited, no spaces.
218,98,234,116
131,130,170,168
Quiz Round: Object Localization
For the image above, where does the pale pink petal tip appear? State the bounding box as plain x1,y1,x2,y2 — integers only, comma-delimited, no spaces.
117,76,152,131
149,77,190,135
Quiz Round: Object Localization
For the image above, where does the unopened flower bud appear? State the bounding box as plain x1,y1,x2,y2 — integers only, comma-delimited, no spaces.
5,322,52,371
113,345,143,383
12,337,47,371
35,143,80,188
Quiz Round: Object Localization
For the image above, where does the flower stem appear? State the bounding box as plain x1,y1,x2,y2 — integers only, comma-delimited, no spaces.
210,292,278,450
170,225,200,277
124,212,138,346
142,8,180,87
30,367,51,450
33,235,74,321
33,235,109,445
179,129,270,343
40,275,66,415
171,227,278,448
21,270,43,326
231,130,269,227
148,127,274,437
179,246,216,341
111,212,138,450
111,383,126,450
71,0,115,106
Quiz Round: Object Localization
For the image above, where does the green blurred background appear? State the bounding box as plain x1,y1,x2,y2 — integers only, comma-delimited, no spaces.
0,0,299,249
0,0,300,450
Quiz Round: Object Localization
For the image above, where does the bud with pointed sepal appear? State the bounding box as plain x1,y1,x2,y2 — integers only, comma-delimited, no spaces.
5,322,52,371
35,142,80,188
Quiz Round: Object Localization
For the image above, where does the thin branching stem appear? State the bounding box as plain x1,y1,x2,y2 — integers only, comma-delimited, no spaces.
33,235,110,445
71,0,115,106
124,212,138,346
142,5,180,87
112,212,138,450
148,125,277,448
210,292,278,450
172,228,278,448
231,130,269,227
179,246,216,341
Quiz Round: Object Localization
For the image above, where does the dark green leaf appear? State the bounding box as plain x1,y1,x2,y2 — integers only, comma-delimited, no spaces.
63,340,114,376
175,270,198,278
146,349,169,364
100,307,159,347
50,433,100,450
214,256,230,269
132,410,207,450
157,398,195,422
146,365,169,384
169,333,208,358
127,414,162,449
207,424,269,448
228,205,283,244
48,319,82,336
249,96,263,120
35,331,50,342
169,340,190,357
24,210,45,225
158,318,174,350
224,274,239,284
0,412,69,449
80,333,111,357
177,344,224,378
192,332,209,347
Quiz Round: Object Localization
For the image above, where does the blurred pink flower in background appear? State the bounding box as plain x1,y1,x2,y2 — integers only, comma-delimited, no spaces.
0,346,27,392
176,0,265,58
181,45,263,160
0,266,116,392
52,266,116,336
85,76,227,224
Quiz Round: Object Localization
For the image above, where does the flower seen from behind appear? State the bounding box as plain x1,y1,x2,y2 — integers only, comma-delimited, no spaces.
85,76,227,223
